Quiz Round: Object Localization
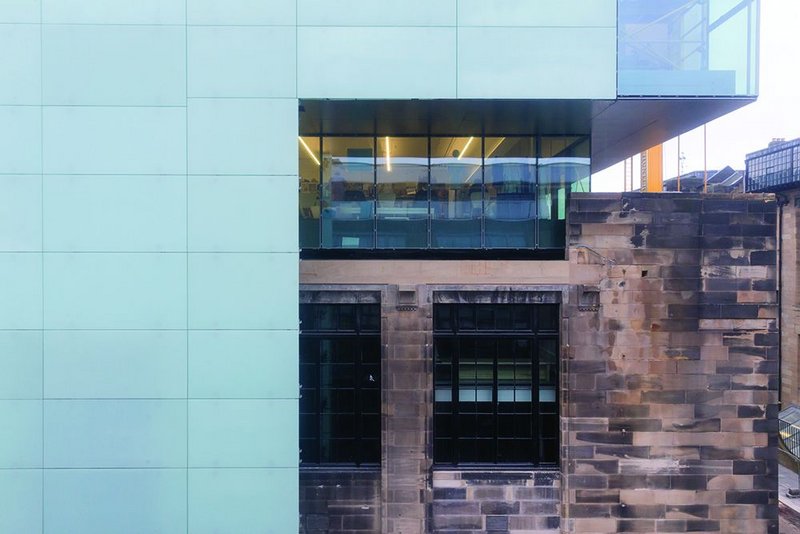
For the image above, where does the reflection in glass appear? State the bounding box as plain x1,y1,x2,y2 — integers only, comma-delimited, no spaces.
433,304,559,465
321,137,375,248
618,0,758,96
377,137,428,248
299,136,321,249
300,304,381,465
539,137,590,248
300,134,590,251
431,137,482,248
746,140,800,192
485,137,536,248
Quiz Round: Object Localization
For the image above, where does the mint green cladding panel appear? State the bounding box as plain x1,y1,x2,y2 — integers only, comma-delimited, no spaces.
298,27,458,99
43,175,187,252
0,470,42,533
297,0,618,99
457,0,616,26
0,400,42,467
0,254,42,329
188,468,299,534
0,24,40,105
0,0,299,532
298,0,456,25
42,25,186,106
0,107,41,173
187,0,295,25
43,107,187,174
188,98,297,175
185,10,299,531
188,399,298,467
189,175,298,252
0,0,41,23
43,253,187,329
458,27,616,99
41,0,186,24
43,331,188,398
189,331,299,399
0,175,42,251
43,400,187,467
188,26,296,98
44,470,188,534
0,332,42,399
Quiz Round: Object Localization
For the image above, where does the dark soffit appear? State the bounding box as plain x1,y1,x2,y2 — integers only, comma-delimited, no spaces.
299,97,756,172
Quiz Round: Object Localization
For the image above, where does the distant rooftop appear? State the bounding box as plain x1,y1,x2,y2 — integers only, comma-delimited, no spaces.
663,166,743,193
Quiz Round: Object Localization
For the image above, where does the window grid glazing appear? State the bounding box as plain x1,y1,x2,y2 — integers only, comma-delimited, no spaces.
299,303,381,466
433,303,559,466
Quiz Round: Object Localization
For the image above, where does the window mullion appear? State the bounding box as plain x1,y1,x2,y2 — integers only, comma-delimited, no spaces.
316,338,323,464
453,317,460,466
432,303,557,468
492,338,499,464
354,336,363,466
532,333,540,467
300,303,380,467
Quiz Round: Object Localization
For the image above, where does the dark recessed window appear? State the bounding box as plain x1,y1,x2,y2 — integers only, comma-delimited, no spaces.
433,303,559,466
300,303,381,466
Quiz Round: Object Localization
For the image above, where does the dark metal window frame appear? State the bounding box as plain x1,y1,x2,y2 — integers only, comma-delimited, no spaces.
746,139,800,192
432,302,560,468
299,133,590,257
299,302,381,467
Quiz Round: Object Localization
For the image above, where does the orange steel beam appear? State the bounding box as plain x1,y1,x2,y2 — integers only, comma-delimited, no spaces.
641,145,664,192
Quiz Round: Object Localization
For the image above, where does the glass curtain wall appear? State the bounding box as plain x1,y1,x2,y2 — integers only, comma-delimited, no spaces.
299,136,321,249
618,0,759,96
538,137,590,249
484,137,537,248
745,140,800,192
430,137,483,248
321,137,375,249
377,137,429,248
300,135,589,251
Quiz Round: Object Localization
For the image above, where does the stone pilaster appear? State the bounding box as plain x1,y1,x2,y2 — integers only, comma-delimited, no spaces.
382,285,432,534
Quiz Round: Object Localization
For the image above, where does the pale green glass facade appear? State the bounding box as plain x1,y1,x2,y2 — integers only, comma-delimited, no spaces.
0,2,298,532
0,0,757,532
618,0,759,96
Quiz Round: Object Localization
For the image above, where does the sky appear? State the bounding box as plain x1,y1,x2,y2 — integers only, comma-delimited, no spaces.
592,0,800,192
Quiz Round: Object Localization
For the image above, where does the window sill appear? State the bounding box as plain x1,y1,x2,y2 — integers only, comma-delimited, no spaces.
301,248,566,261
300,465,381,473
431,464,560,472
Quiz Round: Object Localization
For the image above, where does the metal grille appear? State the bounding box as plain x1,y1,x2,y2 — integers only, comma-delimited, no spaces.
433,303,559,466
746,139,800,192
299,303,381,466
780,405,800,460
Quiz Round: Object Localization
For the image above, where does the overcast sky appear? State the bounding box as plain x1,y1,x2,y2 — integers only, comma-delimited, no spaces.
593,0,800,191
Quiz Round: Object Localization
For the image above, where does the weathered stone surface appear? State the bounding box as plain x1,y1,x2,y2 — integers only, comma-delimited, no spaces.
299,470,381,533
432,470,560,534
565,193,778,534
298,192,777,533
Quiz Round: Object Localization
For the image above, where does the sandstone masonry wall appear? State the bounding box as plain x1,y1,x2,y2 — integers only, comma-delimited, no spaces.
565,193,779,534
779,191,799,406
431,470,560,533
300,470,382,533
